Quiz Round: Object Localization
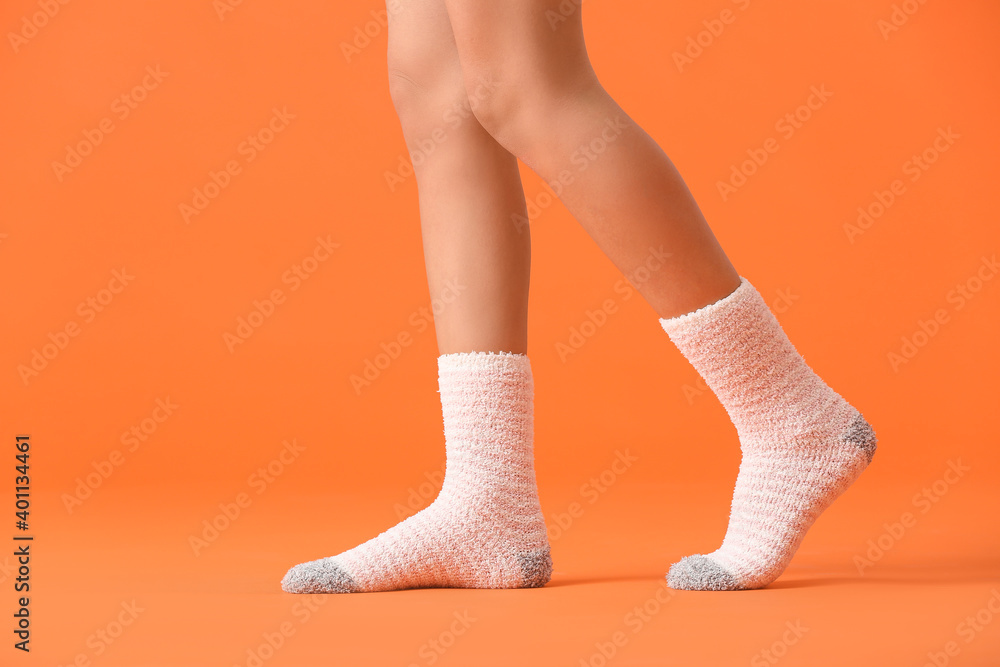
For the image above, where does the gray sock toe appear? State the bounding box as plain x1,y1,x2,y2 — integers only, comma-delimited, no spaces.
281,558,360,594
667,555,742,591
517,546,553,588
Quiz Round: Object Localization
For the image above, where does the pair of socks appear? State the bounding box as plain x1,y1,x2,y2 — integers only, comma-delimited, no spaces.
281,277,876,593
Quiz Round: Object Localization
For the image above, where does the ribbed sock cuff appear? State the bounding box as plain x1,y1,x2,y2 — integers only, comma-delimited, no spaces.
658,276,755,339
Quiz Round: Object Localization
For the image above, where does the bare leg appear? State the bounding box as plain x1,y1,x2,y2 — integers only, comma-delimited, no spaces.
387,0,531,354
442,0,740,319
280,0,553,595
437,1,878,594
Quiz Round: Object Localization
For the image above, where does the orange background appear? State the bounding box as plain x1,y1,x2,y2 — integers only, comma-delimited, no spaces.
2,0,999,665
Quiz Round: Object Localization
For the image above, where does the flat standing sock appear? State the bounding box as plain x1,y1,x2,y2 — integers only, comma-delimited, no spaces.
659,277,877,590
281,351,552,593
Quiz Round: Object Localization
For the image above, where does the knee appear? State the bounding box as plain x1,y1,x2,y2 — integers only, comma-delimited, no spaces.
459,63,597,162
459,70,522,151
386,41,470,140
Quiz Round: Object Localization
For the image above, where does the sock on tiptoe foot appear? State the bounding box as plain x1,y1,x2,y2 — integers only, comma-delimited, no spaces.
280,351,552,594
659,277,877,591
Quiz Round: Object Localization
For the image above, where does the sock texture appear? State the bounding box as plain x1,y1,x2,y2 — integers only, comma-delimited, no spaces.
281,351,552,593
659,277,876,590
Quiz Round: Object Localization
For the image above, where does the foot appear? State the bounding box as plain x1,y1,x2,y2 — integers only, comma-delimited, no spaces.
281,490,552,593
667,409,876,590
281,351,552,593
660,277,878,590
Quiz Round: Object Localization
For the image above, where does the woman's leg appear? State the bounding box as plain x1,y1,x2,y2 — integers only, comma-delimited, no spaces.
441,0,877,591
389,0,531,355
442,0,741,319
281,0,551,594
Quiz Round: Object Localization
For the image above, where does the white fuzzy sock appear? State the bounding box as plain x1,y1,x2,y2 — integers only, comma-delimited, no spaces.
659,277,877,590
281,351,552,593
